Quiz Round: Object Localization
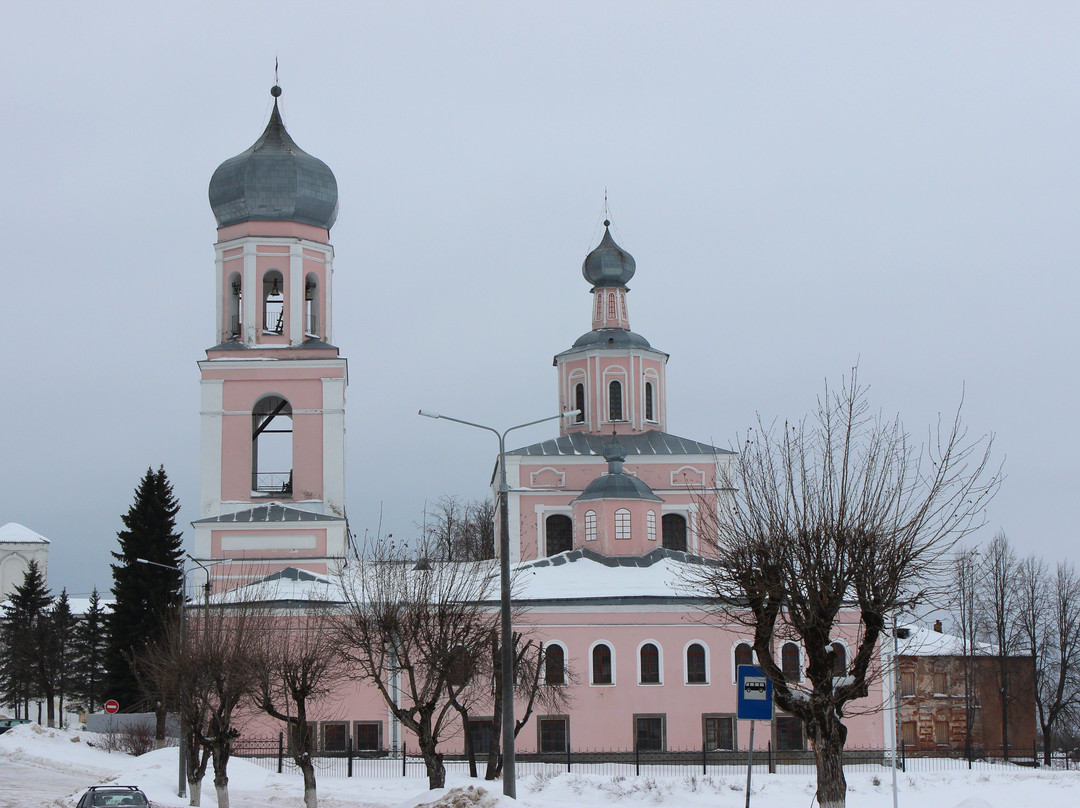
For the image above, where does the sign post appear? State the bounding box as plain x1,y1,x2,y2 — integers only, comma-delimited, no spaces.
104,699,119,714
737,665,773,808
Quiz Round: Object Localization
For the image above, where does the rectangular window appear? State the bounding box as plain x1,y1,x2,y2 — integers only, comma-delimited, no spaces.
539,716,569,753
935,717,950,745
354,721,382,751
703,715,735,751
933,671,947,695
901,721,917,747
635,714,665,751
775,716,804,751
468,719,494,755
322,722,348,752
615,509,631,540
900,671,916,697
289,724,316,754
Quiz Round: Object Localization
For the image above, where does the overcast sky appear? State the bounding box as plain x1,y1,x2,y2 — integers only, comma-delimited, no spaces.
3,2,1077,599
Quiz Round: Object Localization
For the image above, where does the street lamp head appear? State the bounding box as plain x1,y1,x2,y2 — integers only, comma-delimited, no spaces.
562,409,581,419
418,410,441,419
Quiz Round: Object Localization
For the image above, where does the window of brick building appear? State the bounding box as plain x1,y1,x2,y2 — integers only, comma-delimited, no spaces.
900,671,916,697
933,671,948,695
935,716,950,745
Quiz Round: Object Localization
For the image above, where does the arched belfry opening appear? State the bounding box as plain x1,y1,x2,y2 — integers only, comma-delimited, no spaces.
227,272,243,339
305,273,320,338
252,395,293,495
263,270,285,334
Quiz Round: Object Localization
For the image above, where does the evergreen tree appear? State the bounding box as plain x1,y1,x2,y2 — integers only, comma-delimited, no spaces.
0,560,53,719
73,588,108,713
105,466,184,708
45,590,78,727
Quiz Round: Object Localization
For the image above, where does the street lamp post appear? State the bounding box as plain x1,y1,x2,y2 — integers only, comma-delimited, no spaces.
419,408,578,799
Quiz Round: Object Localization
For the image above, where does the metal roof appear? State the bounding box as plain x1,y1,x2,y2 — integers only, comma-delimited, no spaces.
581,223,636,288
507,430,732,457
192,503,344,524
209,96,339,230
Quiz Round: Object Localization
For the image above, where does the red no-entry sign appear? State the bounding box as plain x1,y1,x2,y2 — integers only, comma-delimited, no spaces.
104,700,119,714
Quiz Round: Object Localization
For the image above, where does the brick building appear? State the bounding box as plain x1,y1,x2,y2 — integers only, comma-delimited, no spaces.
897,621,1036,757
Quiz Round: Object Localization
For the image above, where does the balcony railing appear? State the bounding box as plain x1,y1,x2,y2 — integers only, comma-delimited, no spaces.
253,471,292,495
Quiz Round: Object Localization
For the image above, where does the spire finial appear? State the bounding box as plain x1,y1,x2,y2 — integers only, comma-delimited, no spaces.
602,188,610,228
271,58,282,100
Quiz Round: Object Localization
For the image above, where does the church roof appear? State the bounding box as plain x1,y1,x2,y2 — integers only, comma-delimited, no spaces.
582,222,636,288
507,430,732,458
208,87,339,230
0,522,50,544
192,503,344,524
553,328,662,362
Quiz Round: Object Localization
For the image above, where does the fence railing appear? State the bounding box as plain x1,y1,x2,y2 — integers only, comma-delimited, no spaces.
232,735,1050,780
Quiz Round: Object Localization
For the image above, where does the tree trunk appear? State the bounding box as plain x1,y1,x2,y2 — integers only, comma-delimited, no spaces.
211,746,230,808
155,704,168,749
484,632,502,781
188,778,201,807
300,758,317,808
418,732,446,789
45,690,56,727
813,723,847,808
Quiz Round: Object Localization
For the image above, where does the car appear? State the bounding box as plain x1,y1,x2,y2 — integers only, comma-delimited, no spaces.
75,785,150,807
0,718,32,734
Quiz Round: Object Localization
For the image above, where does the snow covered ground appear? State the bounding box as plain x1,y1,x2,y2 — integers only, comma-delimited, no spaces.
3,723,1079,808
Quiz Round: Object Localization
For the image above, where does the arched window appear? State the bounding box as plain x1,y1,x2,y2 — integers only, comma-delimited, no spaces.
614,509,631,540
596,293,603,321
686,643,707,684
644,381,655,422
608,380,623,420
662,514,687,551
252,395,293,495
227,272,242,338
608,293,616,319
574,383,586,423
584,510,597,541
545,514,573,556
782,642,801,682
544,644,566,686
646,510,657,542
734,642,753,670
592,643,613,685
620,294,627,319
639,642,661,684
304,273,319,337
262,270,285,334
830,642,847,677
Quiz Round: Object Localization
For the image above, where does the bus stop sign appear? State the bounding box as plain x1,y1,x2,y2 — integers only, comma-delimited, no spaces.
737,665,773,721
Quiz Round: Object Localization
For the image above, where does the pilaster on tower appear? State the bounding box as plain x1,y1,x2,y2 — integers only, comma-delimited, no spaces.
193,86,350,589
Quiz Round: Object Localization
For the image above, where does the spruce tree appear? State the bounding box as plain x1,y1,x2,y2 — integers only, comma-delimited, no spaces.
105,466,184,709
73,587,107,713
0,560,53,719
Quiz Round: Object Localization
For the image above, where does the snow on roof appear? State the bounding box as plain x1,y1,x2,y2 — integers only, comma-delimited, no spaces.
0,522,50,544
897,620,995,657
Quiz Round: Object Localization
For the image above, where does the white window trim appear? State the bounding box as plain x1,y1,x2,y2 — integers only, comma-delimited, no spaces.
541,640,569,686
636,639,664,686
588,640,616,686
584,510,597,541
730,641,756,684
683,640,710,685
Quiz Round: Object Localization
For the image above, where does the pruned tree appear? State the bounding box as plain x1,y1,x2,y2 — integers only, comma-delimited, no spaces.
138,590,264,808
252,605,348,808
687,372,998,808
336,537,499,789
1016,556,1080,764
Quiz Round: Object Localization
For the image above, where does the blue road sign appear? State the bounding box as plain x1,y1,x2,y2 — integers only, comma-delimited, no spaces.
737,665,774,721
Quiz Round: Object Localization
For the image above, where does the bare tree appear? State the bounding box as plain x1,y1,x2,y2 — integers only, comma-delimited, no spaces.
1017,557,1080,764
138,593,264,807
950,545,982,758
336,537,499,789
419,496,496,562
978,531,1019,758
688,373,998,808
252,605,348,808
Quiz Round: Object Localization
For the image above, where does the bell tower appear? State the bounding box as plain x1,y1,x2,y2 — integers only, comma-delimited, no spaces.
192,86,349,589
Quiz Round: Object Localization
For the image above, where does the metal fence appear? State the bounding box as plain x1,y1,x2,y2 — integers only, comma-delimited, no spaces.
233,735,1051,780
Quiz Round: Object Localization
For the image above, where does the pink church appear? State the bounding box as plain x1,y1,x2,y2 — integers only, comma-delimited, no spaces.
193,88,887,757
